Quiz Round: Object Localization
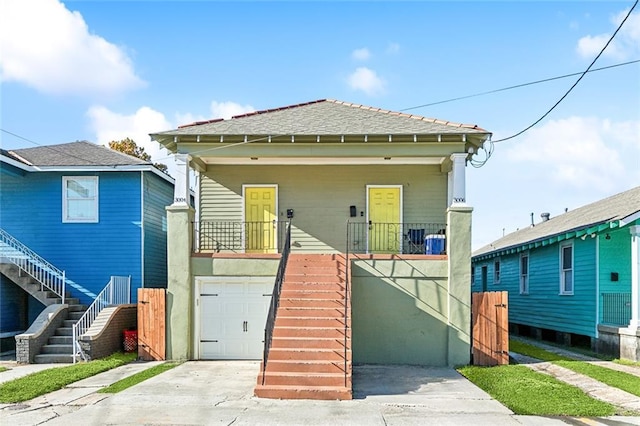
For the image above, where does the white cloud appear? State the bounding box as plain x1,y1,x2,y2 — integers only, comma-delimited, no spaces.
469,117,639,250
506,116,639,192
86,106,175,175
175,100,255,127
576,10,640,59
0,0,144,96
347,67,385,96
351,48,371,61
386,42,400,54
210,101,255,119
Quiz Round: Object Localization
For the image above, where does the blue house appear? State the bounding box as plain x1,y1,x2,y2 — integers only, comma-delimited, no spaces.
0,141,174,355
472,186,640,361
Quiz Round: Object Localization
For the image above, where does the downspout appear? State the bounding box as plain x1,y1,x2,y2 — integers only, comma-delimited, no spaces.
140,171,145,288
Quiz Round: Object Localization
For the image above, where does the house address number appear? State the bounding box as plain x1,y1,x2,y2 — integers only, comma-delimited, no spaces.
174,197,187,203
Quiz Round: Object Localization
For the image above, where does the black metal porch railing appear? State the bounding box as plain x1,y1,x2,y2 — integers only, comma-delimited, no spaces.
194,221,288,253
346,222,447,254
261,220,292,385
601,292,631,326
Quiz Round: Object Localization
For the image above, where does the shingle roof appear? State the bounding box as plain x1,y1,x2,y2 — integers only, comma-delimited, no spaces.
7,141,150,167
152,99,491,137
473,186,640,258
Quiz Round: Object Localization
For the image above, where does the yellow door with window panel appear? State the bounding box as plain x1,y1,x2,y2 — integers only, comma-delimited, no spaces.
244,187,277,253
368,187,401,253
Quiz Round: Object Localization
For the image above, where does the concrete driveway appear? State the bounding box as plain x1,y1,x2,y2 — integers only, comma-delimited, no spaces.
2,361,638,425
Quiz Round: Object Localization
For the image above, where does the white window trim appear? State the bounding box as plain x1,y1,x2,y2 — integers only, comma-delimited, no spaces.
560,242,574,295
494,259,501,284
519,252,529,295
62,176,99,223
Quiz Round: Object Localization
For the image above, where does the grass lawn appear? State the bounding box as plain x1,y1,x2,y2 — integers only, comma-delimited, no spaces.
0,352,136,403
99,362,180,393
511,340,640,398
616,359,640,368
458,365,616,416
0,367,8,373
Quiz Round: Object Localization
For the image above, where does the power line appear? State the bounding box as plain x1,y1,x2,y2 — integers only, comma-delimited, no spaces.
490,0,638,144
400,59,640,112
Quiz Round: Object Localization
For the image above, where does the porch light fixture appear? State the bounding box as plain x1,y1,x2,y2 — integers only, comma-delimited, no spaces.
251,157,258,160
384,157,391,160
605,233,611,240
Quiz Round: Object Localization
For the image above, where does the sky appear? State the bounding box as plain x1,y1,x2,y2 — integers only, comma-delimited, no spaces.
1,0,639,250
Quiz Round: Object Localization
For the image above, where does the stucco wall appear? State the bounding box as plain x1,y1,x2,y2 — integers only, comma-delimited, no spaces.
351,259,450,366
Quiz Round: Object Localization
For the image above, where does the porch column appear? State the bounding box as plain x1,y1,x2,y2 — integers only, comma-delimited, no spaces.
446,205,473,366
165,153,195,360
450,153,467,206
172,154,191,206
629,225,640,329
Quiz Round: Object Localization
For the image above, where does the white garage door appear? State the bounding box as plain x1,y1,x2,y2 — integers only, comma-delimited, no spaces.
196,277,274,360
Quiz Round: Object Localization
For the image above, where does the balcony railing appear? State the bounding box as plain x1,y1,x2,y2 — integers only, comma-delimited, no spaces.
600,292,631,326
194,221,288,253
347,222,447,254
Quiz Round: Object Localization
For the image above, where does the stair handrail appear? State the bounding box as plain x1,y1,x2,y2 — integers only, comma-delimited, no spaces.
0,228,66,304
344,222,351,388
72,275,131,363
261,220,292,385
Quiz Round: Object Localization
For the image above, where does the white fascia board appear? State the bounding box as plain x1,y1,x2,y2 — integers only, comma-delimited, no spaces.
620,210,640,227
0,155,34,171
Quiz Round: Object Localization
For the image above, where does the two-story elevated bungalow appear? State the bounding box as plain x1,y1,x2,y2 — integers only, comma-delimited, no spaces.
150,99,492,400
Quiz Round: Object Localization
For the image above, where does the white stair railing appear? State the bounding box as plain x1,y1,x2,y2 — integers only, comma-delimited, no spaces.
72,275,131,363
0,228,66,304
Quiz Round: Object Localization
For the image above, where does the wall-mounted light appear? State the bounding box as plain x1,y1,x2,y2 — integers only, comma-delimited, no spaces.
384,157,391,160
605,233,611,240
250,157,258,160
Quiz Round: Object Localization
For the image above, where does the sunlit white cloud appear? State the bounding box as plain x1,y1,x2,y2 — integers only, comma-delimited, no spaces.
506,116,639,192
576,10,640,59
0,0,144,96
347,67,385,96
351,48,371,61
175,100,255,126
86,106,174,175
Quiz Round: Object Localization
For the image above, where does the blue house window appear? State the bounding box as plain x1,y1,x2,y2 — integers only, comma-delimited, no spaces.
494,260,501,284
63,176,99,223
520,253,529,294
560,243,573,295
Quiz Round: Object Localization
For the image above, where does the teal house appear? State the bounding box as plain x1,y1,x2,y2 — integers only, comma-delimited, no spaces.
472,186,640,361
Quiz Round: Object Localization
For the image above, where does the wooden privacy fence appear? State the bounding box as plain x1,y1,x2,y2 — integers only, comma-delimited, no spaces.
138,288,166,361
472,291,509,366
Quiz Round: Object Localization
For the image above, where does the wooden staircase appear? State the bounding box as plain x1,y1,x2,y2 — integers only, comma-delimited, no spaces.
254,254,352,400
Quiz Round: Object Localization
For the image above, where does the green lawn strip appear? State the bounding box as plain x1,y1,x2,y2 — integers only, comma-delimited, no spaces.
458,365,616,416
511,340,640,398
615,359,640,368
0,367,8,373
0,352,136,403
554,360,640,398
99,362,180,393
510,340,574,362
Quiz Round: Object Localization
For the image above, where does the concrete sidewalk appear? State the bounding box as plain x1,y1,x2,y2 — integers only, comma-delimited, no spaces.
3,361,640,426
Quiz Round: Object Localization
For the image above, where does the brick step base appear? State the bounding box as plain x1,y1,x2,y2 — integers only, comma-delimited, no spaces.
261,360,349,374
257,372,351,387
254,385,352,400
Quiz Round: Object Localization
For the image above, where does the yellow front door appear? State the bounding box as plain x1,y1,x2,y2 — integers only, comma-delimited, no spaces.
368,187,401,253
244,187,277,253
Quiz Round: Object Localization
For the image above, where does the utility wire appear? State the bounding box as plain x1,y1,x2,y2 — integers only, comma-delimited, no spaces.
490,0,638,144
400,59,640,112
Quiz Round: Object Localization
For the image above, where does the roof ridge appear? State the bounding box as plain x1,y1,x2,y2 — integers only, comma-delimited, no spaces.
174,98,488,132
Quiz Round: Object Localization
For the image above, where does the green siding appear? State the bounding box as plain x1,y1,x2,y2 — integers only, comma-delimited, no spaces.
143,172,173,289
473,238,598,337
200,164,447,252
